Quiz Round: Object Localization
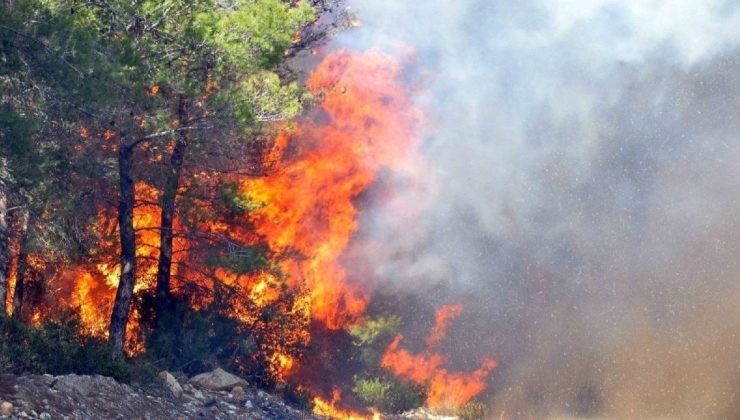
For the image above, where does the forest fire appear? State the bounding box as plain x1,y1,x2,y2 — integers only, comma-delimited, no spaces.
4,1,740,419
20,48,495,417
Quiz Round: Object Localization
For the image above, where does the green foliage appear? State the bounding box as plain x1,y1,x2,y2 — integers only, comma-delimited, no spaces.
455,400,487,420
239,71,309,122
216,0,315,68
0,109,42,188
346,315,426,413
349,315,401,368
217,181,265,216
0,109,35,157
352,376,425,414
349,315,401,346
0,313,131,382
206,247,272,275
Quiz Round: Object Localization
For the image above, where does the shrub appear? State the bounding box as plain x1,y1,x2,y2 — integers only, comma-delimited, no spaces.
348,315,401,368
455,400,487,420
352,376,425,414
0,313,131,382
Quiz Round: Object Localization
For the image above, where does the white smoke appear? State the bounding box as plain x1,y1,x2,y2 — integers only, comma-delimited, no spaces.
336,0,740,417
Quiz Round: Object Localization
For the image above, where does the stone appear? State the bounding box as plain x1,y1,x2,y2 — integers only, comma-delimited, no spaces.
159,371,183,400
39,374,55,387
192,389,205,402
189,368,246,392
52,374,122,397
230,385,246,400
244,400,254,409
0,401,12,416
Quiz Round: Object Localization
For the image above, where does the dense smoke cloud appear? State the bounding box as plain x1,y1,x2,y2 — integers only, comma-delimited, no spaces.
336,1,740,417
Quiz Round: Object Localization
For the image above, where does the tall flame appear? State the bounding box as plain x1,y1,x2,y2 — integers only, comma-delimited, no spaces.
241,49,423,330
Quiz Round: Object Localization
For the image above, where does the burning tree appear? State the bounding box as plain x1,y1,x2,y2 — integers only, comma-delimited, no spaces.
73,0,315,356
1,0,499,417
1,0,316,353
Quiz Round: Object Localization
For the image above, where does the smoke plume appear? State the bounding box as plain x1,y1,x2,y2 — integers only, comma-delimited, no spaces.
335,1,740,417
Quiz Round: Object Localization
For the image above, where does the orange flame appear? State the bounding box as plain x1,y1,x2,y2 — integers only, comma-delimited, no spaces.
313,387,381,420
241,49,423,330
60,182,165,354
426,303,464,348
382,305,498,409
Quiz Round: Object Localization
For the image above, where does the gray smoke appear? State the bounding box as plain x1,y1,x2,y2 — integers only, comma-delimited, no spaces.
335,1,740,418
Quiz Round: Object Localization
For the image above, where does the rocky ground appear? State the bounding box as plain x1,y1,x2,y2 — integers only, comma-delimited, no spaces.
0,369,318,420
0,369,459,420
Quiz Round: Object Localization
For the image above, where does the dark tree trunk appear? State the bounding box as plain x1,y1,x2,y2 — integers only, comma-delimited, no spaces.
154,97,188,322
109,143,137,356
0,157,9,315
11,209,29,319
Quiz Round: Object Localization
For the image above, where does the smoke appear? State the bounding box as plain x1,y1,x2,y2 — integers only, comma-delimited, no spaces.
334,0,740,417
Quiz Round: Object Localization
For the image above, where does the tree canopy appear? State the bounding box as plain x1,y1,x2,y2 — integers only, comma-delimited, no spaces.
1,0,316,356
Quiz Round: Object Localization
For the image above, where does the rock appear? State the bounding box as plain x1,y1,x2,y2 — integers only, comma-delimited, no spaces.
0,372,319,419
52,374,123,397
159,371,183,400
189,368,247,392
39,374,55,387
192,389,205,402
230,385,246,400
0,401,12,416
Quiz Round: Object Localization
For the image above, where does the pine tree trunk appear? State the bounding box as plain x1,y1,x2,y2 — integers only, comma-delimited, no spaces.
11,209,30,320
109,143,137,356
0,157,9,315
155,97,188,322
